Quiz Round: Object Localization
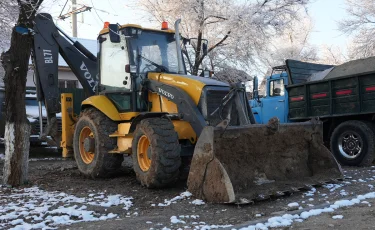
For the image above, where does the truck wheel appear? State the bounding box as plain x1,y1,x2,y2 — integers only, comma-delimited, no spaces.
132,117,181,188
330,120,374,166
73,108,123,178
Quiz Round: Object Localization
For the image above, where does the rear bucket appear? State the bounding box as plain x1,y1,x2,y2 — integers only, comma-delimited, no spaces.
187,121,343,203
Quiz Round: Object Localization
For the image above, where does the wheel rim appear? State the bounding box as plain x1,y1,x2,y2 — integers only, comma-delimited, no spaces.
137,135,151,172
79,126,95,164
338,131,363,159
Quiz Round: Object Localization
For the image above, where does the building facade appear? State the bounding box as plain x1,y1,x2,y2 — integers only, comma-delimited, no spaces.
1,37,97,89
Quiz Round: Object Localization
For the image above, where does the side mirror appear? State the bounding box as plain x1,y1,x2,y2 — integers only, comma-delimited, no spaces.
203,70,209,78
109,24,120,43
253,76,259,101
202,43,208,56
125,64,137,73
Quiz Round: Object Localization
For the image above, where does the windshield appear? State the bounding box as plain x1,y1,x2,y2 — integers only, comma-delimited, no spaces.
128,30,182,74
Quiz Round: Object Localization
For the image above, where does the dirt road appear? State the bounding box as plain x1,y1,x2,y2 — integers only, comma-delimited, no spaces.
1,148,375,229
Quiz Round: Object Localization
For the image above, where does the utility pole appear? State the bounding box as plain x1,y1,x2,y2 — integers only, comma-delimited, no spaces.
72,0,77,37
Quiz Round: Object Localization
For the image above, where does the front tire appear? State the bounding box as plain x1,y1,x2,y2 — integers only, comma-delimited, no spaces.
73,108,123,178
330,120,374,166
132,117,181,188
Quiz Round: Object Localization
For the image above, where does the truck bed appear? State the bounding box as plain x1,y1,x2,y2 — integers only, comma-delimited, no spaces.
287,65,375,121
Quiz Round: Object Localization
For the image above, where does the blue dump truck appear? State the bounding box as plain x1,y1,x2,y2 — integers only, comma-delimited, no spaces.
251,58,375,166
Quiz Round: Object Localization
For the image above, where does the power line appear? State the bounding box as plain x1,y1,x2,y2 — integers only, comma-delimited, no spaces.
90,0,104,22
58,0,68,18
58,5,92,20
107,0,117,14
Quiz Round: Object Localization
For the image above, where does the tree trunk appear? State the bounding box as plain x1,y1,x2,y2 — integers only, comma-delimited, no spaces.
1,0,42,186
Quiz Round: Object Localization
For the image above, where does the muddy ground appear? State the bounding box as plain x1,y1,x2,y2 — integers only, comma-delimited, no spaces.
1,147,375,229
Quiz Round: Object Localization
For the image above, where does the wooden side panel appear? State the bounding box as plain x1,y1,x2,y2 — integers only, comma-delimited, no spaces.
309,82,330,117
288,73,375,120
360,74,375,113
288,86,306,119
332,78,359,115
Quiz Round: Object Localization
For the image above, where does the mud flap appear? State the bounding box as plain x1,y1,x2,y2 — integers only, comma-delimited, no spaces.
187,120,343,203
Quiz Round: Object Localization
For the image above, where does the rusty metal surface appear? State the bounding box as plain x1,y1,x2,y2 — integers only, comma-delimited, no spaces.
187,121,343,203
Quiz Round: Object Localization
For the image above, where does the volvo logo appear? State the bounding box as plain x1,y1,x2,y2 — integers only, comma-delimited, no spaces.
158,88,174,99
80,61,98,92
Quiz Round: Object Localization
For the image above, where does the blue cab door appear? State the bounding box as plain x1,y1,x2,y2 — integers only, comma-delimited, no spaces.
261,78,286,123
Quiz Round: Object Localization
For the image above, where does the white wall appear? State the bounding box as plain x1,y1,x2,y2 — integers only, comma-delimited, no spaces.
26,69,82,88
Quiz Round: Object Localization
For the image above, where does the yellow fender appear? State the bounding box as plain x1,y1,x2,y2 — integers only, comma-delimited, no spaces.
81,95,121,121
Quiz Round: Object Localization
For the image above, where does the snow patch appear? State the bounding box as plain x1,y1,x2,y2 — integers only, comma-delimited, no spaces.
158,191,192,207
323,183,343,192
171,216,186,224
239,191,375,230
332,215,343,219
304,188,316,196
191,199,205,205
0,186,132,229
340,190,348,196
287,202,299,207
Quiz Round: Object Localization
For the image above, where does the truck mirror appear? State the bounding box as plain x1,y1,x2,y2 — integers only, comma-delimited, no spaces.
109,24,120,43
253,76,259,100
202,43,208,56
203,70,211,78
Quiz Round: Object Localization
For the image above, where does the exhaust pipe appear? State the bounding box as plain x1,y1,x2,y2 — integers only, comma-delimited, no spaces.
174,19,185,75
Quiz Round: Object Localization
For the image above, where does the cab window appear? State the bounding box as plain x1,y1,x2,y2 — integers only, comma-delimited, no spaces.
269,79,284,97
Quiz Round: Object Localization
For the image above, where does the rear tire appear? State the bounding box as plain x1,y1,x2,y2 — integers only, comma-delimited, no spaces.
73,108,123,178
330,120,374,166
132,117,181,188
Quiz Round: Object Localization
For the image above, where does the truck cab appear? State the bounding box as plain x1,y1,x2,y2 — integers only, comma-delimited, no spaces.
251,71,289,124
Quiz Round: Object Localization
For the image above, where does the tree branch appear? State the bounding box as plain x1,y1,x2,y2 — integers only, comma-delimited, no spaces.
208,31,231,53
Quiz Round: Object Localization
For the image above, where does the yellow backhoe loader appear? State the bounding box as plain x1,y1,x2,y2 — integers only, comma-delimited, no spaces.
31,13,342,203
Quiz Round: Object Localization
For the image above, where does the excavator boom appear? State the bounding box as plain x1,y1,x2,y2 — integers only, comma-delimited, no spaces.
32,13,97,141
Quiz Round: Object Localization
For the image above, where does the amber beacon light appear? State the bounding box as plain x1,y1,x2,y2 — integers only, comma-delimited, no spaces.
161,21,168,30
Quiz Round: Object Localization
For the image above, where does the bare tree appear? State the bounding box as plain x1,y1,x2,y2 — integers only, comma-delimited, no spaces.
136,0,311,76
1,0,43,186
0,0,18,85
320,45,347,65
262,16,318,69
0,1,18,53
339,0,375,59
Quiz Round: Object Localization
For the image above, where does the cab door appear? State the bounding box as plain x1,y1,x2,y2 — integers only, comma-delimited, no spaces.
261,78,286,123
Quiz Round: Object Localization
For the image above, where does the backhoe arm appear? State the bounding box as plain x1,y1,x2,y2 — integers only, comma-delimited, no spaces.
32,13,98,142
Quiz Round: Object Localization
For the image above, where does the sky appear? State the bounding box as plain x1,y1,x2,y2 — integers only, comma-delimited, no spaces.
40,0,155,39
40,0,351,55
307,0,349,52
33,0,352,84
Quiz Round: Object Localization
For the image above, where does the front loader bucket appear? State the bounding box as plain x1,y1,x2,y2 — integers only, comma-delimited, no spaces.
187,121,343,203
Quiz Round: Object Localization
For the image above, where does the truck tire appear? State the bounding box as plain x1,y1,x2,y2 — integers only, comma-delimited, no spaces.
330,120,375,166
73,108,123,178
132,117,181,188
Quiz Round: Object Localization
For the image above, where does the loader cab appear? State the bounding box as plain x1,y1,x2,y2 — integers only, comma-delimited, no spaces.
97,23,184,113
251,69,289,124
